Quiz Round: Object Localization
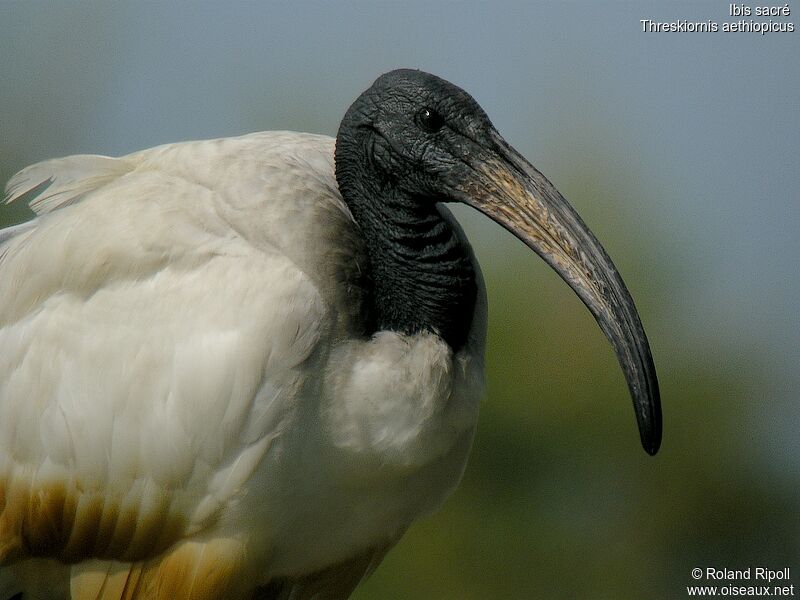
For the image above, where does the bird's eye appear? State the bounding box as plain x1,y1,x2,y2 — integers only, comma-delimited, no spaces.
415,107,445,133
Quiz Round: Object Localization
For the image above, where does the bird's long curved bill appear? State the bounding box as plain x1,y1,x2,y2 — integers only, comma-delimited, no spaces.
462,130,662,455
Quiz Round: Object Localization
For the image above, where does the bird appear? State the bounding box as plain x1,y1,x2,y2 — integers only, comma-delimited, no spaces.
0,69,661,599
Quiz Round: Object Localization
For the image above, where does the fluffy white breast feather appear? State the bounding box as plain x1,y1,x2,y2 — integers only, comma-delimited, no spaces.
0,132,485,599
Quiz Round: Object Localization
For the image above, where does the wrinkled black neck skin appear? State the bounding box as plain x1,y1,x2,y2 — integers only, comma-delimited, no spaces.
335,133,477,352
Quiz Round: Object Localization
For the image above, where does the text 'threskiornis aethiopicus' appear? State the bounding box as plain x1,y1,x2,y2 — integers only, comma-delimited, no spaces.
0,69,661,599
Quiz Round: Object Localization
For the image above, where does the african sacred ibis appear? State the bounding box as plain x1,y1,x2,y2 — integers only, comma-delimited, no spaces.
0,69,661,599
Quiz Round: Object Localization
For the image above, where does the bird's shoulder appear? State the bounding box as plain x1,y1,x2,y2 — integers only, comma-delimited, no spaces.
1,131,367,327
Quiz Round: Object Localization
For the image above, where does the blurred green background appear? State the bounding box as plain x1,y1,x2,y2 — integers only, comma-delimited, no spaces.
1,2,797,598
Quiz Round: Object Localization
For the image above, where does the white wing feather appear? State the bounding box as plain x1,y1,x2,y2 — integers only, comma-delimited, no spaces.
4,154,135,214
0,133,339,577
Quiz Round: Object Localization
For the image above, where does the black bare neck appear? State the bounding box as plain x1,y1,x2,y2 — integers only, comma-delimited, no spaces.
335,156,477,351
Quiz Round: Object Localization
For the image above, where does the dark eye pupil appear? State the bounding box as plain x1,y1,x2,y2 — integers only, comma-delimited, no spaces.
416,107,444,133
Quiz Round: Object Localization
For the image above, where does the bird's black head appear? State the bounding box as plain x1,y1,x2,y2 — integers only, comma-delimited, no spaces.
335,69,496,203
335,69,662,456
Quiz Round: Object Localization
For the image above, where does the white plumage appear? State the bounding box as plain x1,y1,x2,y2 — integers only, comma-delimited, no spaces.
0,132,485,599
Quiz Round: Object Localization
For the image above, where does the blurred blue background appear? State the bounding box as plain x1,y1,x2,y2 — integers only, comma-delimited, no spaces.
1,2,798,598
